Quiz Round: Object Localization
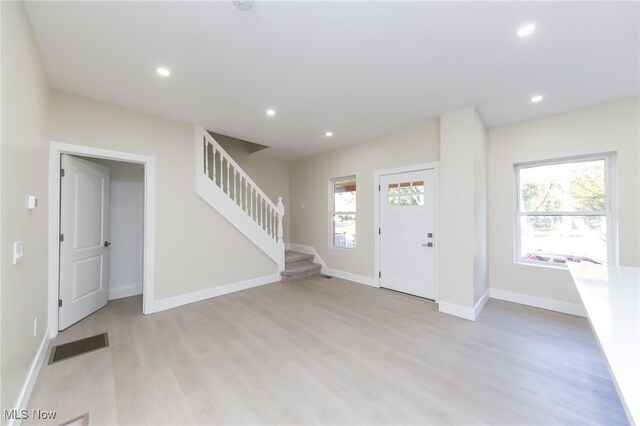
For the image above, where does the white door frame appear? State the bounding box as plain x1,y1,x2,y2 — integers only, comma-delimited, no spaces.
373,162,440,301
48,142,156,338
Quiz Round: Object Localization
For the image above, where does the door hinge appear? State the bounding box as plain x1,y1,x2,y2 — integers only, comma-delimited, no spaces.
378,185,381,191
59,234,64,242
379,271,381,278
378,228,381,235
60,168,65,177
58,299,63,307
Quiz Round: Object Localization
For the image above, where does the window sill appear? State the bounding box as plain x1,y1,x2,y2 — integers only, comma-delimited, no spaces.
514,260,569,271
330,246,356,251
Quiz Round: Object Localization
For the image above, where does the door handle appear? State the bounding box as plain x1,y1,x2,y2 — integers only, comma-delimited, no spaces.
104,241,111,247
421,242,433,247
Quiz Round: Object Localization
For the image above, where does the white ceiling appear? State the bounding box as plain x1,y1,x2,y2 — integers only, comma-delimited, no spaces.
25,1,639,160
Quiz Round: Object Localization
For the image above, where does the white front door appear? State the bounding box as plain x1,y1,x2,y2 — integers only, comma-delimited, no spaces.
379,169,436,299
59,155,110,330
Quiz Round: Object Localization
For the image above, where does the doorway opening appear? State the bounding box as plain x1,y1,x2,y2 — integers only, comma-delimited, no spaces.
48,143,155,338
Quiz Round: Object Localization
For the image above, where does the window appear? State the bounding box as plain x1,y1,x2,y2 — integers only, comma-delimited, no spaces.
515,154,615,267
331,177,356,249
388,181,424,206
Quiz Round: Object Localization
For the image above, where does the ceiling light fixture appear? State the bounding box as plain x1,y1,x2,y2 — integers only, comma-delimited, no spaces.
530,95,543,103
156,67,171,77
325,131,333,137
517,24,536,37
232,0,254,11
266,109,276,116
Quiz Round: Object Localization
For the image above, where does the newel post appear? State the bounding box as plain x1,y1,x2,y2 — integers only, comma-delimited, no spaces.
276,196,285,243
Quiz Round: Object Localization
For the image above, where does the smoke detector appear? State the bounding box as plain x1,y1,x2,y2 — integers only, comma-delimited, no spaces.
233,0,254,11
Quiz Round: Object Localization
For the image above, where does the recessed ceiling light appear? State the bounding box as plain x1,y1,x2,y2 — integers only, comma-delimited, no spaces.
531,95,543,103
266,109,276,116
233,0,254,11
325,131,333,137
156,67,171,77
517,24,536,37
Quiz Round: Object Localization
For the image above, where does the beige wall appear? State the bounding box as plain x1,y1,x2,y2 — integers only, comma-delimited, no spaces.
289,122,440,277
214,135,290,242
49,90,279,301
489,97,640,304
1,1,50,415
439,107,488,310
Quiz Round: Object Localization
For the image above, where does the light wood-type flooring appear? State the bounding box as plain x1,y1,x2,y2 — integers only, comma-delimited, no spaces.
26,276,627,425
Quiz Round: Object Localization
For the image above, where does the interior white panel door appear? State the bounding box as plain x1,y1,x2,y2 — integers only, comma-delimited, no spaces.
59,155,110,330
380,169,436,299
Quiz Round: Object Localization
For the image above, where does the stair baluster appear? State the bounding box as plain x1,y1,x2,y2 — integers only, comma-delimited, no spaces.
233,170,238,204
211,145,216,183
227,160,231,196
239,176,243,210
203,137,209,177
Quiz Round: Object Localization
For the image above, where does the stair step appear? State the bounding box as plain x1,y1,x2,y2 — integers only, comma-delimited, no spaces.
285,250,314,264
282,251,322,281
281,263,322,281
281,262,321,276
285,258,316,270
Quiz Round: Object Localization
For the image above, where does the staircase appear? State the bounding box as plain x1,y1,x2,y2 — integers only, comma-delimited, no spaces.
281,251,322,281
195,126,286,271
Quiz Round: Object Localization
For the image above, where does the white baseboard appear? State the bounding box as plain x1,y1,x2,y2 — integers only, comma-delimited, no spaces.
436,289,490,322
323,267,378,287
10,327,51,426
474,289,490,319
438,301,475,321
285,243,327,268
150,274,281,313
490,288,586,317
108,284,142,300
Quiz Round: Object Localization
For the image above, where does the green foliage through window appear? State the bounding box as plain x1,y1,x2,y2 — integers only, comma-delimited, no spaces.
570,161,605,211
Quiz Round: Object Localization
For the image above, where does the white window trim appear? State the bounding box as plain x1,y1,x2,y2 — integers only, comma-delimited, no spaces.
329,175,357,250
513,152,618,269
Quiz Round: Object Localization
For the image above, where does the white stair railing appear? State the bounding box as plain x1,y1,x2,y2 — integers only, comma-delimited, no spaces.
195,126,285,270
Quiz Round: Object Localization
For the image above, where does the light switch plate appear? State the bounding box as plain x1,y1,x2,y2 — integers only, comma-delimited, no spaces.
13,241,23,264
27,195,38,209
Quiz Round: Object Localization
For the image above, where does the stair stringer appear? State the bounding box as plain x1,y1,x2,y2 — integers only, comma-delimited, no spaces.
195,127,285,271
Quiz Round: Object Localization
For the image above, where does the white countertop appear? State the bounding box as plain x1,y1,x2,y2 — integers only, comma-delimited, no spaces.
568,263,639,426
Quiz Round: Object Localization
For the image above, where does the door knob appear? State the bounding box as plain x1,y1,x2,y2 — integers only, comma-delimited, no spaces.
421,242,433,247
104,241,111,247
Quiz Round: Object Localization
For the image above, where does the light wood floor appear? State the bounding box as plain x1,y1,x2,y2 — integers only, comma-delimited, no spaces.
26,276,627,425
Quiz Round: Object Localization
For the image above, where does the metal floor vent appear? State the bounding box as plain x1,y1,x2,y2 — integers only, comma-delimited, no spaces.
48,333,109,365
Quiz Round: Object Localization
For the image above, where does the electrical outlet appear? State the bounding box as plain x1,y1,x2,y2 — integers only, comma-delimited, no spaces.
33,317,38,337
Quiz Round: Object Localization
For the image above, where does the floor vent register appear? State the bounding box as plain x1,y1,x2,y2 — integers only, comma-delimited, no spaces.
48,332,109,365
